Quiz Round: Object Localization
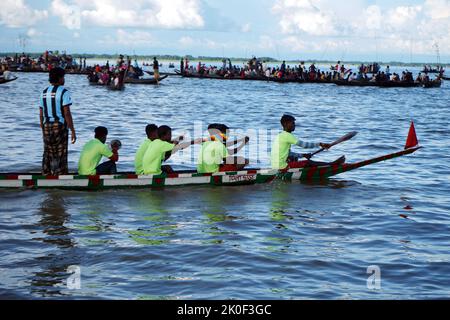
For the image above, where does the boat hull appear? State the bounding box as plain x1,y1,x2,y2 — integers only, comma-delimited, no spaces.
334,80,421,87
423,81,442,88
0,170,277,190
0,147,420,190
124,75,168,84
0,77,18,84
279,147,420,182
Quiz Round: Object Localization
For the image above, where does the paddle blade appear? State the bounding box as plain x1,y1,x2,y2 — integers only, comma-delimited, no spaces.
405,121,419,149
331,131,358,147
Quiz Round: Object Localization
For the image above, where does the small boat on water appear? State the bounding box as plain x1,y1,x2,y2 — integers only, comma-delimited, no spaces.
423,80,442,88
0,146,420,190
124,75,168,85
0,77,18,84
88,80,124,90
421,68,443,74
169,63,175,68
442,76,450,81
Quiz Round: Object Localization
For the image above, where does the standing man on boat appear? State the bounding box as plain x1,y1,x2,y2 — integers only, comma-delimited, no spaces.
153,57,160,84
78,126,119,175
180,58,184,74
271,115,344,170
39,67,76,175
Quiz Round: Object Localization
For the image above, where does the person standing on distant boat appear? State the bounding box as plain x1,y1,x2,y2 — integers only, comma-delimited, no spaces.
153,57,160,84
271,115,344,171
39,67,76,175
180,58,184,74
78,126,119,175
280,61,286,78
135,124,158,175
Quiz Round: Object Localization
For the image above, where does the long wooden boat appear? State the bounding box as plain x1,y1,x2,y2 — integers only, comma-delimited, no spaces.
334,80,378,87
0,146,420,190
7,67,90,75
178,72,335,84
180,72,269,82
421,69,442,74
145,71,179,76
124,75,168,84
334,80,421,88
423,80,442,88
377,81,421,88
0,77,18,84
442,76,450,81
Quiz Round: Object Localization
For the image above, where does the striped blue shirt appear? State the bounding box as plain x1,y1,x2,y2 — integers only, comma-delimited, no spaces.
40,85,72,124
297,140,320,149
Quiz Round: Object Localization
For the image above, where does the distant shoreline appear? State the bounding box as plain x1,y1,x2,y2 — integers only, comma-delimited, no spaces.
1,52,447,68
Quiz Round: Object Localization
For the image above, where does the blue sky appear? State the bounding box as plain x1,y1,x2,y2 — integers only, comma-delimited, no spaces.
1,0,449,63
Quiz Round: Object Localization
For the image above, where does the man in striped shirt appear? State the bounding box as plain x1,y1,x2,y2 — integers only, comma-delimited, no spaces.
39,67,76,175
271,114,344,170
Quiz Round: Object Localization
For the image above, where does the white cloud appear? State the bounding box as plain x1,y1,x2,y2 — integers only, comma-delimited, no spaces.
271,0,450,56
51,0,204,29
26,28,42,37
99,29,155,46
241,23,251,33
363,5,383,30
272,0,339,36
0,0,48,28
177,36,223,50
424,0,450,19
179,36,195,47
387,6,422,30
51,0,81,30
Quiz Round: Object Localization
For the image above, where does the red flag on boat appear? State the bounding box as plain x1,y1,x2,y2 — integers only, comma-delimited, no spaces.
405,121,419,149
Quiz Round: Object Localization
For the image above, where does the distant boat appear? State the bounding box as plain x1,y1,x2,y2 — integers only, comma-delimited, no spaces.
421,68,444,74
423,80,442,88
168,63,175,68
124,75,168,84
0,77,18,84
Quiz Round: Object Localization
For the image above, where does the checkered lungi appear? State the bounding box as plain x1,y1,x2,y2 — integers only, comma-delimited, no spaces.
42,122,68,175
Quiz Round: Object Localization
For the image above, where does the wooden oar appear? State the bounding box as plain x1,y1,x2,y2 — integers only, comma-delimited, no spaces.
309,131,358,158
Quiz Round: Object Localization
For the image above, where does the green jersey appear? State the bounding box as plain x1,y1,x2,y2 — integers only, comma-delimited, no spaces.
142,139,175,175
78,138,113,175
135,138,152,175
197,140,229,173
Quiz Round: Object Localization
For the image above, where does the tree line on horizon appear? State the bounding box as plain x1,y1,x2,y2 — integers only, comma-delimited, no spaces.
0,51,446,67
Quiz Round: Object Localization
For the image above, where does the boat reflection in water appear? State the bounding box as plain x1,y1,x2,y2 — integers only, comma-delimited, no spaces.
30,191,82,297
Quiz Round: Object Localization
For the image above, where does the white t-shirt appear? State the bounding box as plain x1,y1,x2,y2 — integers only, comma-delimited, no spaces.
2,71,12,80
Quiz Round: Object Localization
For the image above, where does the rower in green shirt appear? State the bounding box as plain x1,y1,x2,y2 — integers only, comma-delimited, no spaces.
78,126,120,175
271,114,345,170
142,125,202,175
135,124,158,175
197,123,249,173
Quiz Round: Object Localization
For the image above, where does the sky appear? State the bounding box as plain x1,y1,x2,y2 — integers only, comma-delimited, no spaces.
1,0,449,63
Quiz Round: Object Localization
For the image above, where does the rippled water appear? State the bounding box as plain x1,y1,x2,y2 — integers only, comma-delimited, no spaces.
0,66,449,299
